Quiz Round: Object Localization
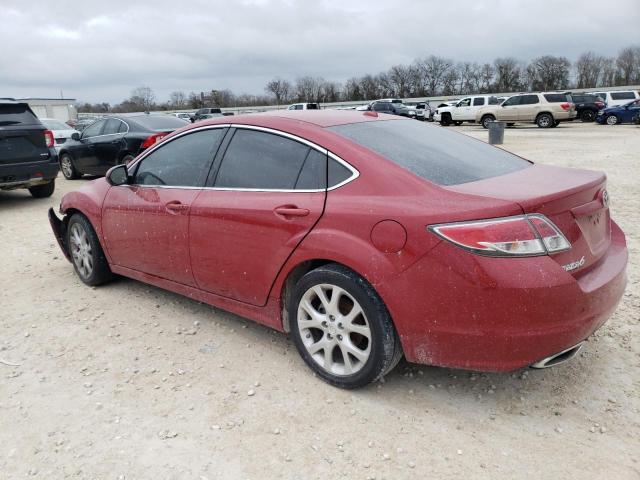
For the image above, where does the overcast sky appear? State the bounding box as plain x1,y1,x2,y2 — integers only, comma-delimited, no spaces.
1,0,638,104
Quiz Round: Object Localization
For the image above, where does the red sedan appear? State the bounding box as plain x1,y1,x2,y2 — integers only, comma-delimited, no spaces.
49,110,628,388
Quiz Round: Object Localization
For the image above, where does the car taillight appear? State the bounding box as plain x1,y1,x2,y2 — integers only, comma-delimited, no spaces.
595,101,605,108
44,129,54,148
560,103,571,110
429,215,570,257
141,133,168,149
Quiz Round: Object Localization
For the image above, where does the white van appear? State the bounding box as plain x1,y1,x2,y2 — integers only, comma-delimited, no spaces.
591,90,639,107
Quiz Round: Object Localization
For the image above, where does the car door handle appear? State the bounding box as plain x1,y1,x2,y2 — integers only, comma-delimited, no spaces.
274,206,310,217
165,201,190,213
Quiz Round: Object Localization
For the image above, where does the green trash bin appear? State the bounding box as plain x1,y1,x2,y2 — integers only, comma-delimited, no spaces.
488,121,506,145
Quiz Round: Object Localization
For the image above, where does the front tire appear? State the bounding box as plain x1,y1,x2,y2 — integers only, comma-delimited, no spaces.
440,113,451,126
605,115,619,125
28,180,55,198
536,113,554,128
66,214,114,286
289,264,403,389
60,153,79,179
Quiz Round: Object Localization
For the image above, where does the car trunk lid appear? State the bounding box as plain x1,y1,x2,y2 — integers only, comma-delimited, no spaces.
447,164,610,276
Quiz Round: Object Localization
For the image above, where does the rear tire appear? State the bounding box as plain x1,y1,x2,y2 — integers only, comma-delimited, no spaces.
60,153,79,180
536,113,554,128
66,213,114,286
580,110,595,122
28,180,55,198
289,263,403,389
481,115,495,129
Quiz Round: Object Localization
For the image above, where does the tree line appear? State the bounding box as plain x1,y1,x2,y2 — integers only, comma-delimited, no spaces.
77,45,640,113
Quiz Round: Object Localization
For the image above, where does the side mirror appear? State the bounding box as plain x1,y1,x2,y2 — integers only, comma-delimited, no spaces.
71,132,81,141
106,164,129,186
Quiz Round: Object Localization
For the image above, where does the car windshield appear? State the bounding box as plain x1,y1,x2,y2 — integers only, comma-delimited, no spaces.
131,115,189,130
42,119,70,130
328,119,531,186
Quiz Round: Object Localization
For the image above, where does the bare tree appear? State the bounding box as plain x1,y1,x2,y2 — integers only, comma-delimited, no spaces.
601,57,617,87
129,86,156,111
575,52,605,88
387,64,414,98
615,46,640,85
169,91,187,109
295,76,325,103
493,57,523,92
265,77,292,105
527,55,571,91
344,77,363,100
321,80,342,103
416,55,453,95
479,63,495,92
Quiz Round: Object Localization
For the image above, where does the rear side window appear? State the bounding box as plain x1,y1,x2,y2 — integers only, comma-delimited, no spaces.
295,149,327,190
328,120,531,186
520,95,540,105
472,98,485,106
544,94,569,103
306,103,319,110
102,118,123,135
134,128,225,187
611,92,636,100
0,103,40,126
214,129,310,189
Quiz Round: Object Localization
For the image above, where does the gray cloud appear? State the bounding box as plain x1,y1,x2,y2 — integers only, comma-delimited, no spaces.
1,0,638,103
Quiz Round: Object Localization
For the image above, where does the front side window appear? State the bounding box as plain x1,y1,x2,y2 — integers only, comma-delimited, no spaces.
214,129,312,190
134,128,225,187
457,98,471,107
473,97,485,106
81,121,105,138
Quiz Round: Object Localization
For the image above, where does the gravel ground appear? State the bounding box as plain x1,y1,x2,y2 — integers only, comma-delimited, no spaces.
1,121,638,480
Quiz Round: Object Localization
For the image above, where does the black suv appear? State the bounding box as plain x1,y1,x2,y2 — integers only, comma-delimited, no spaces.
0,100,58,197
571,94,606,122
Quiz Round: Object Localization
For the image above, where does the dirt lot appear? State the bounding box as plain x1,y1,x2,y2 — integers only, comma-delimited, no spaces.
1,122,638,479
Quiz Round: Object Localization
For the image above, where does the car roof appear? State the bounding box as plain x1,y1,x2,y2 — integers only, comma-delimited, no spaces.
260,109,408,127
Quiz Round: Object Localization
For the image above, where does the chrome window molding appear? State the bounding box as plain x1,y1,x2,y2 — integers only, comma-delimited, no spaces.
81,118,130,139
124,123,359,193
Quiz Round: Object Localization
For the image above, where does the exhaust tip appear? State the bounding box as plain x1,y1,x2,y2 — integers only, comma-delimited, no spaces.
530,342,585,369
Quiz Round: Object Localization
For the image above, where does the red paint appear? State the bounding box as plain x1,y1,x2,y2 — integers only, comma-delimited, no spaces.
55,111,628,371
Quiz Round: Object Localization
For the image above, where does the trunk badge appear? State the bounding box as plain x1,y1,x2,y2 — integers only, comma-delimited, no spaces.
563,256,586,272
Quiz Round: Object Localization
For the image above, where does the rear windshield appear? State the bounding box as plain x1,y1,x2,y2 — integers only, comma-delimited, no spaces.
611,91,636,100
544,93,571,103
0,103,40,126
328,120,531,186
130,115,189,130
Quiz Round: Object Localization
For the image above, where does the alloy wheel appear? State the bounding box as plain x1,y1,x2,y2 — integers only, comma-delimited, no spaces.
606,115,618,125
297,284,371,376
61,156,73,178
69,223,93,279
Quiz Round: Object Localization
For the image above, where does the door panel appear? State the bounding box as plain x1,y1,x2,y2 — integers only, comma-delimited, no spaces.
190,190,325,305
102,186,200,286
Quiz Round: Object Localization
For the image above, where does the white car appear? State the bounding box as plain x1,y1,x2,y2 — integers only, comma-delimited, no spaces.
170,112,193,122
590,90,639,107
434,96,504,125
39,118,79,153
287,103,320,110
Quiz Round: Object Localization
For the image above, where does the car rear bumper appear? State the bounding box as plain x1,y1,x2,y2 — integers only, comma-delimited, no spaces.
0,155,59,189
384,220,628,371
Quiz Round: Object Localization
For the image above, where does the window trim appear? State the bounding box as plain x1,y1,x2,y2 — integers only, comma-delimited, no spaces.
125,123,359,192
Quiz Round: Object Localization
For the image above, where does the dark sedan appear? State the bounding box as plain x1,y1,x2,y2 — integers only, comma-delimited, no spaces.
368,101,411,117
58,114,188,179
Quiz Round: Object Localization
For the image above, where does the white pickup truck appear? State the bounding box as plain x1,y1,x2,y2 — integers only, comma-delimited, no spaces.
434,95,504,126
